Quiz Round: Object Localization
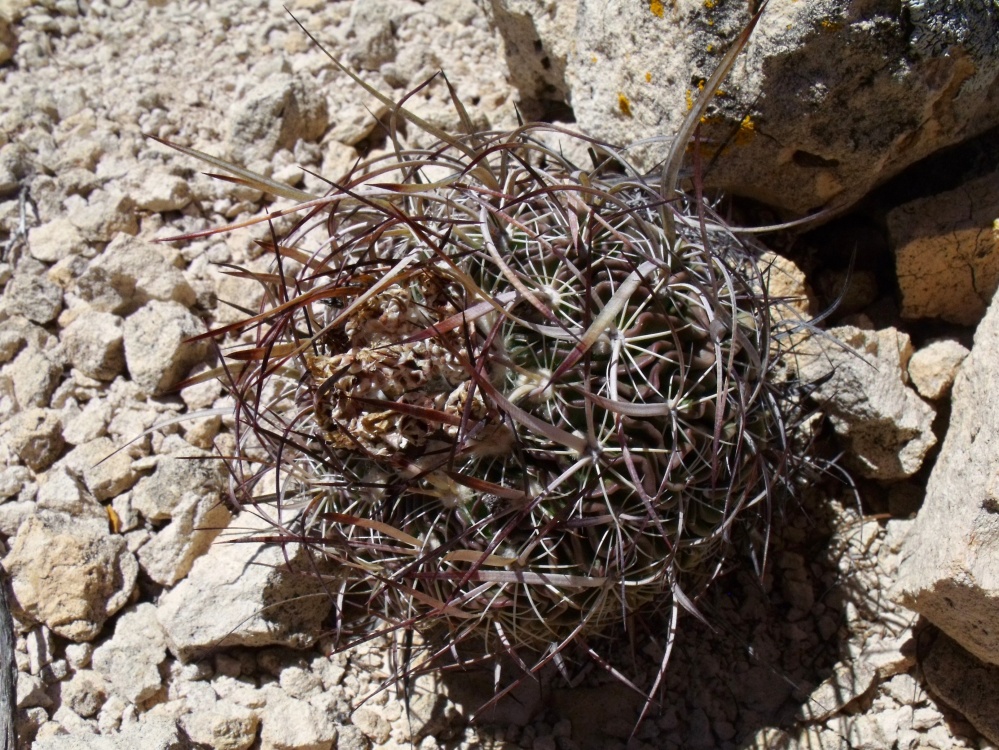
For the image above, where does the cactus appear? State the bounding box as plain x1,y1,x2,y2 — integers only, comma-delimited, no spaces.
159,3,813,719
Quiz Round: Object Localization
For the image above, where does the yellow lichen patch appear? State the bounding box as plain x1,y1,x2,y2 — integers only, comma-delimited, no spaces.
685,89,694,111
820,18,842,31
645,71,652,83
591,54,598,63
650,0,665,18
735,114,757,145
617,93,633,117
703,0,715,7
706,43,714,53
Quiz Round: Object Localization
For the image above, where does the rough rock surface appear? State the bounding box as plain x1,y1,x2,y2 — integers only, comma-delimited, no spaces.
890,169,999,325
514,0,999,215
922,633,999,745
794,326,937,480
156,512,335,661
121,300,210,395
893,291,999,667
3,512,137,642
91,604,169,705
907,338,970,401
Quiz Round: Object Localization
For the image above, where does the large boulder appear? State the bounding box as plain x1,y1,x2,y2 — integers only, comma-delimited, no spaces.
893,290,999,666
497,0,999,215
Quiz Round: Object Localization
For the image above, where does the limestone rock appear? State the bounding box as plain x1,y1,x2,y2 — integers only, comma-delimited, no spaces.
179,699,259,750
907,338,971,401
63,437,138,503
131,448,230,584
3,269,63,324
67,190,138,243
889,169,999,325
137,492,232,587
794,326,937,480
32,716,189,750
893,291,999,666
60,310,126,381
227,73,329,164
5,344,62,410
351,707,391,745
131,170,191,213
36,466,102,519
258,687,338,750
514,0,999,215
921,633,999,745
796,660,877,722
28,217,88,264
3,512,138,642
74,234,197,315
62,670,109,719
131,450,222,522
122,300,210,395
0,407,64,471
157,512,335,661
92,603,169,704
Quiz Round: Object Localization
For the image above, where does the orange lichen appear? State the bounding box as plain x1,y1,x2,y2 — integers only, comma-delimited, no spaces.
645,71,652,83
618,93,633,117
650,0,665,18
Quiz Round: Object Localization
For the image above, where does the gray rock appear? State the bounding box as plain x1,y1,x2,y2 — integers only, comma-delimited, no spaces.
512,0,999,215
92,603,169,705
63,437,138,503
227,73,329,164
157,512,335,661
258,687,338,750
795,326,937,480
131,450,222,522
6,344,62,410
0,464,30,500
130,170,191,213
893,291,999,666
122,300,210,395
137,491,232,587
33,716,190,750
16,672,52,710
28,218,88,264
921,633,999,745
25,624,55,675
60,310,126,381
179,699,259,750
67,190,138,243
0,328,24,364
0,407,64,471
61,670,110,719
74,234,197,316
3,511,138,642
3,269,63,324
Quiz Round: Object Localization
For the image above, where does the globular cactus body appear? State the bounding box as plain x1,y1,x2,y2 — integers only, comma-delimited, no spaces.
161,3,804,711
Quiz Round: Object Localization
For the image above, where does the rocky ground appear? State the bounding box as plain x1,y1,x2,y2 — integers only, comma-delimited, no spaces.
1,1,999,749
